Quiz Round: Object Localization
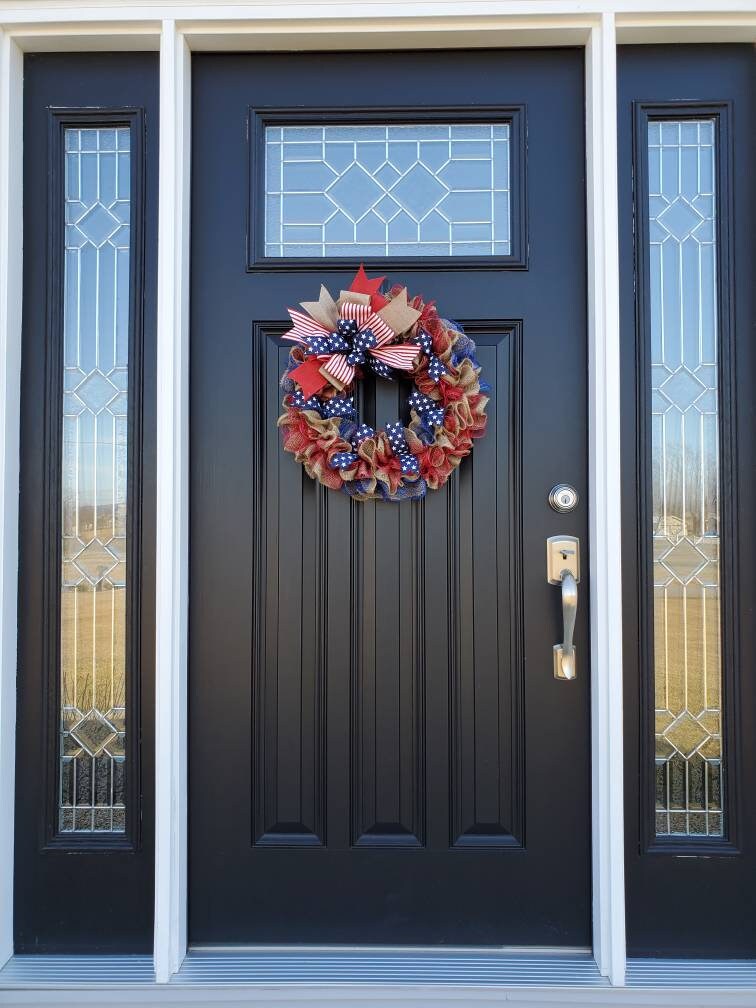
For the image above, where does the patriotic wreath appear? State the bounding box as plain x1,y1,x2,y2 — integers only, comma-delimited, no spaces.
278,266,489,501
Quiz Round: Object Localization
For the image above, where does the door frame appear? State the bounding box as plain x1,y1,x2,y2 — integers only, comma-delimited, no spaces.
0,0,754,992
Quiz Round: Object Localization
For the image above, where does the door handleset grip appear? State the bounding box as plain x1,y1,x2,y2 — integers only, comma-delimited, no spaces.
546,535,580,681
554,571,578,681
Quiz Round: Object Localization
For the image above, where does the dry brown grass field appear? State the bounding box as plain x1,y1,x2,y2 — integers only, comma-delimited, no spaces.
60,585,127,714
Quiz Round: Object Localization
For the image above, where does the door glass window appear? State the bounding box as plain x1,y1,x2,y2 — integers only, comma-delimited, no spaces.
264,123,510,257
59,126,131,833
647,119,724,837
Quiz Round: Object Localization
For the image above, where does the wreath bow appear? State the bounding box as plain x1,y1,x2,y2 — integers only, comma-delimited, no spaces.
278,266,489,501
284,301,419,396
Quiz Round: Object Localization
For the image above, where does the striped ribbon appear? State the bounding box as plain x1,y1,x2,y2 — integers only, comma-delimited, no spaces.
284,302,418,391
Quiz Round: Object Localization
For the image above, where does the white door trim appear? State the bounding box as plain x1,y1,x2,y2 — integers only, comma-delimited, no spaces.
0,0,753,993
0,25,23,974
154,17,191,986
586,12,626,986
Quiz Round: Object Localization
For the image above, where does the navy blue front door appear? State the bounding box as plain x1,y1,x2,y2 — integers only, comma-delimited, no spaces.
189,48,590,946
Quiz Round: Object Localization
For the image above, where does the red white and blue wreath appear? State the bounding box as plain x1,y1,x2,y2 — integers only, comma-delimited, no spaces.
278,266,489,502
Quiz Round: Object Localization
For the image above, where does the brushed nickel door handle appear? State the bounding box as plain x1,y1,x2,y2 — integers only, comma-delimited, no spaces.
555,571,578,681
547,535,580,681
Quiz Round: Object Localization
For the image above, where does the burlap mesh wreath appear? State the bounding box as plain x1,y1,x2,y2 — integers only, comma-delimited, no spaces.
278,267,489,502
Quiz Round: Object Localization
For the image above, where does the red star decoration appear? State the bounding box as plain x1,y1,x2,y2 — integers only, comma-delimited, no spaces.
288,358,328,399
349,264,389,311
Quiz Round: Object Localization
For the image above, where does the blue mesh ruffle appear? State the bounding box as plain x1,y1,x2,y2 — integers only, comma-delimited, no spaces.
342,476,427,501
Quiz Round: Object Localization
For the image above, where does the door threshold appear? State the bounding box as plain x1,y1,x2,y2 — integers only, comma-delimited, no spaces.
175,946,606,987
3,952,756,1007
189,943,594,955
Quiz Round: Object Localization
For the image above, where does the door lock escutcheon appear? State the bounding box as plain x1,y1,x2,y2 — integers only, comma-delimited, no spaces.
547,535,580,681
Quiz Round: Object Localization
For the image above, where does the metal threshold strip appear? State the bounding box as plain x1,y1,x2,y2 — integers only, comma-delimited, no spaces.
0,955,155,986
175,947,607,987
1,951,756,1005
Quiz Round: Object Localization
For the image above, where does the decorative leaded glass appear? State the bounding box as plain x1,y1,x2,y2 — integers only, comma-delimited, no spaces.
264,124,510,257
59,127,131,833
647,119,723,837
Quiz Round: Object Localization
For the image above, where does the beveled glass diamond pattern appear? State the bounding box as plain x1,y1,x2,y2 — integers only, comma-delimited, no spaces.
328,164,384,220
59,126,131,834
375,195,400,223
664,712,711,759
72,539,119,585
74,370,118,413
648,119,724,838
77,203,120,246
391,164,447,219
659,367,706,412
69,710,118,756
265,123,510,257
658,539,708,584
657,196,703,240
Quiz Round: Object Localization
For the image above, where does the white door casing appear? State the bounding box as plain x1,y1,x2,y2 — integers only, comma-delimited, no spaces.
0,0,754,990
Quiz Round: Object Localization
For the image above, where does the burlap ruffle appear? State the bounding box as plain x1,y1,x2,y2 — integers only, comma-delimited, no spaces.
277,291,488,501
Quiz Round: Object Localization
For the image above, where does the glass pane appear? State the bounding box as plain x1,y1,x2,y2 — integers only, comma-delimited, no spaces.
647,119,723,838
264,123,510,257
59,126,131,834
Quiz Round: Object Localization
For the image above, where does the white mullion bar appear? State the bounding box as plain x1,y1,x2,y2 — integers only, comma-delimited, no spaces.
0,29,22,970
586,12,626,986
154,17,191,984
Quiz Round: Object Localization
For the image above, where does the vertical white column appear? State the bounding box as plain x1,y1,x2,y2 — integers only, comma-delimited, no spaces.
0,30,22,970
586,13,626,986
154,18,191,983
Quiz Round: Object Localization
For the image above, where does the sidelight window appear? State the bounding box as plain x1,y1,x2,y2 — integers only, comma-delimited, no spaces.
645,118,725,838
58,125,133,834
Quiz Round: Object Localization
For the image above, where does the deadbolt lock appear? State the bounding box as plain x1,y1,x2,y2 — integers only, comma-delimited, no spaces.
549,484,579,513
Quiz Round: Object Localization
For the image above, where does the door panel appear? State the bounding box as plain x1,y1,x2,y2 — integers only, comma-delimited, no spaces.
190,49,589,946
250,322,521,853
620,45,756,956
15,53,157,953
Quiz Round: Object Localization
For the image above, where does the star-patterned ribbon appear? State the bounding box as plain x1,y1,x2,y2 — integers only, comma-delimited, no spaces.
321,395,356,419
414,329,447,383
288,389,321,411
330,451,359,470
408,388,445,428
385,421,420,476
330,419,421,476
289,390,356,419
353,424,375,444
